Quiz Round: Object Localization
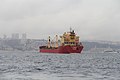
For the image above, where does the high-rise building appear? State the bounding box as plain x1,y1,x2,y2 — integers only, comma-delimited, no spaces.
3,35,7,39
12,33,19,39
22,33,27,39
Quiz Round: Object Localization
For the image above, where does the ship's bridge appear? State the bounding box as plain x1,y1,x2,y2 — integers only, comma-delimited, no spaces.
60,30,80,46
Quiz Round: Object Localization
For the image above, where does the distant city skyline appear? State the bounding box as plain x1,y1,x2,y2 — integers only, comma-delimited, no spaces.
1,33,27,39
0,0,120,41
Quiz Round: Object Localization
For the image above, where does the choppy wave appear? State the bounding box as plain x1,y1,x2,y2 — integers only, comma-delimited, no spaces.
0,51,120,80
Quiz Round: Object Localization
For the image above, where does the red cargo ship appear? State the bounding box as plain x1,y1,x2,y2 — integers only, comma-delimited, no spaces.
39,29,83,54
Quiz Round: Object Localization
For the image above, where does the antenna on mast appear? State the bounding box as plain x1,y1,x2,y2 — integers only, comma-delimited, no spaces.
70,27,72,32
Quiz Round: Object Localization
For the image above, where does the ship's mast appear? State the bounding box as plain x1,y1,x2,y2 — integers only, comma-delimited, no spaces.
55,35,58,48
70,27,72,32
47,36,51,48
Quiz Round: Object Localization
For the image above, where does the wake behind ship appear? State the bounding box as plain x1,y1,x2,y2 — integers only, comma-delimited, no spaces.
39,29,83,54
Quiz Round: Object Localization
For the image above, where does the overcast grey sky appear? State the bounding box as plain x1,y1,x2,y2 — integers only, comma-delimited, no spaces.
0,0,120,41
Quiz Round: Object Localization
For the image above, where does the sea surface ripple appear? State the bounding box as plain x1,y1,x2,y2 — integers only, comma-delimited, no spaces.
0,51,120,80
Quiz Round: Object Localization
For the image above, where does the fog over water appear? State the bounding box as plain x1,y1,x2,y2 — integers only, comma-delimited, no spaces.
0,0,120,41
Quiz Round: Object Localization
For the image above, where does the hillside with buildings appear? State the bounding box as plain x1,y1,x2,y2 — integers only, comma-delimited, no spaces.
82,41,120,52
0,33,120,52
0,33,46,51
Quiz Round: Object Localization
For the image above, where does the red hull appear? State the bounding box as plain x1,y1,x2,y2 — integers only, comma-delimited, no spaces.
39,45,83,54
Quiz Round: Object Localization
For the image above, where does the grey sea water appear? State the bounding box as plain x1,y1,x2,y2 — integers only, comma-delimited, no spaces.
0,51,120,80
